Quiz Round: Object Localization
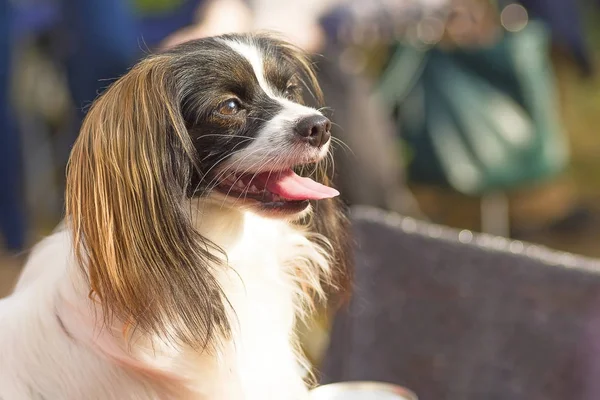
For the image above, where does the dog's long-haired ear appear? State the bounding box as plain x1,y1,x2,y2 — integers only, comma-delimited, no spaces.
66,55,229,349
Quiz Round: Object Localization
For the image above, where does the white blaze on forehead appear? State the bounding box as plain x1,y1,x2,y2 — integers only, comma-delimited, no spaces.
222,39,278,98
221,37,322,116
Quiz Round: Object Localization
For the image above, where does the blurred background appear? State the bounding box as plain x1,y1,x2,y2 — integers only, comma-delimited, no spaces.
2,0,600,397
4,0,600,281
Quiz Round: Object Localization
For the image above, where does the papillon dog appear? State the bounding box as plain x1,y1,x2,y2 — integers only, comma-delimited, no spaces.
0,33,351,399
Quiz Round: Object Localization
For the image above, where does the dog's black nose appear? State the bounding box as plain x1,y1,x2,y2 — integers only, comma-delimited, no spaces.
294,115,332,148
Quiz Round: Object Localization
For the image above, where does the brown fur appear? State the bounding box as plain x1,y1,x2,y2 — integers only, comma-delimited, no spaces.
66,55,229,350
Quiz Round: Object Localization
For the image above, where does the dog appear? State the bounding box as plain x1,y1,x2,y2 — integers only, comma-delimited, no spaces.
0,33,351,399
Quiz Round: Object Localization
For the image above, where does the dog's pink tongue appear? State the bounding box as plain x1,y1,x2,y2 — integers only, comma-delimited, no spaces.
258,169,339,201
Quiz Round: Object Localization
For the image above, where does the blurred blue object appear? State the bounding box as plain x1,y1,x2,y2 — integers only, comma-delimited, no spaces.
0,0,203,251
0,0,26,251
61,0,140,119
138,0,200,48
9,0,202,118
10,2,59,38
515,0,594,75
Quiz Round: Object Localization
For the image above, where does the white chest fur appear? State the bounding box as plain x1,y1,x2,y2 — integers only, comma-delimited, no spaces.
0,205,329,400
189,206,329,399
216,213,309,398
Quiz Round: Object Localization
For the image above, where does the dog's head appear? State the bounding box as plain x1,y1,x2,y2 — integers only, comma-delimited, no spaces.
178,35,338,216
66,33,351,349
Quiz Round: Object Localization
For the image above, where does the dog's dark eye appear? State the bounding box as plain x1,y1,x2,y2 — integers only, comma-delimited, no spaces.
283,84,299,101
217,99,242,116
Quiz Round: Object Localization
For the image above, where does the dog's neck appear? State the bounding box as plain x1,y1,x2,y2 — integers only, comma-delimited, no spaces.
191,199,248,250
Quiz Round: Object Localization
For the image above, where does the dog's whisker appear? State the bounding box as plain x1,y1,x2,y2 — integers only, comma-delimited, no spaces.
198,145,260,187
330,136,353,154
329,121,344,132
239,155,275,204
209,147,272,204
189,147,253,197
197,135,258,140
317,106,333,114
223,151,277,207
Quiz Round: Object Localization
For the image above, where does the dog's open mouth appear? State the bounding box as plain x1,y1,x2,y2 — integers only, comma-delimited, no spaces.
214,168,339,211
